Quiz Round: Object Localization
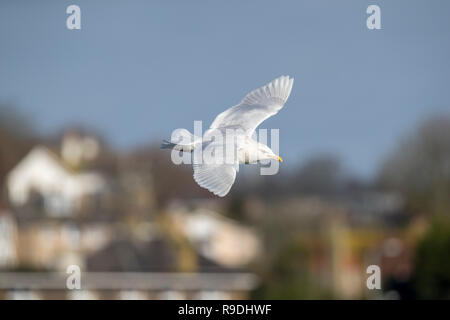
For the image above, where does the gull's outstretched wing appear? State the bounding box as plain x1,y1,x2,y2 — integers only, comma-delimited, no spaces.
210,75,294,136
193,162,237,197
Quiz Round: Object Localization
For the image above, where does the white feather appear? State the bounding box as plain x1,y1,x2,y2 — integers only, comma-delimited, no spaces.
193,162,237,197
210,75,294,136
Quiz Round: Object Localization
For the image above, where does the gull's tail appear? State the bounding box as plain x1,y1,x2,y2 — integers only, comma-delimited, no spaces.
160,140,178,149
161,128,200,152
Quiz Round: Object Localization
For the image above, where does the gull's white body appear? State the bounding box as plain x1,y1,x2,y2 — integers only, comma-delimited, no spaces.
162,75,294,197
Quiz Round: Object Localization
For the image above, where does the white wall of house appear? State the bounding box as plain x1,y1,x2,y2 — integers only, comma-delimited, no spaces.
7,146,105,216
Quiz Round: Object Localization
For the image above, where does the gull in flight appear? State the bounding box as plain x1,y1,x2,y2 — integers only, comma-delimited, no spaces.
162,75,294,197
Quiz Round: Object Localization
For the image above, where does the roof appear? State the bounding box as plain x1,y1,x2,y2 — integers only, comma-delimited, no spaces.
86,235,240,273
25,146,75,173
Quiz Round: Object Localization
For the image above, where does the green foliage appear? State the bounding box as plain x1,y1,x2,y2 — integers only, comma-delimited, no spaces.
253,238,332,299
413,220,450,299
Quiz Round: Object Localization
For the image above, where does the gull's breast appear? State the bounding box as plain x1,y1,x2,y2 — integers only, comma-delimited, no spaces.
237,146,260,164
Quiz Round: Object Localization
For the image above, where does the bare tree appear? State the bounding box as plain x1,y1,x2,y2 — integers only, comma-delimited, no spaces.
0,104,35,192
378,113,450,216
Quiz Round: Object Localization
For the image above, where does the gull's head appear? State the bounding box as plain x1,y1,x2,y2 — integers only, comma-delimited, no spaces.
257,144,283,162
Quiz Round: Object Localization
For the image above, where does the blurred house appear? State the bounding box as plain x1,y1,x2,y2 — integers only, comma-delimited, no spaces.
255,192,411,299
0,219,259,299
80,233,259,299
12,219,113,270
7,146,106,217
1,133,121,271
168,207,261,268
0,136,260,299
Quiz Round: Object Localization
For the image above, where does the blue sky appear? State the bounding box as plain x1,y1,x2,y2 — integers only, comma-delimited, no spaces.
1,0,449,178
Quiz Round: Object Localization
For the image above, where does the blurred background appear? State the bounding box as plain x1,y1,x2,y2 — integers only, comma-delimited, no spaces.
0,0,449,299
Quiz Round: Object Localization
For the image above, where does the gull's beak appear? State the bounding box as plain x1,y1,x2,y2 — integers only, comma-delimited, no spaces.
277,155,283,162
